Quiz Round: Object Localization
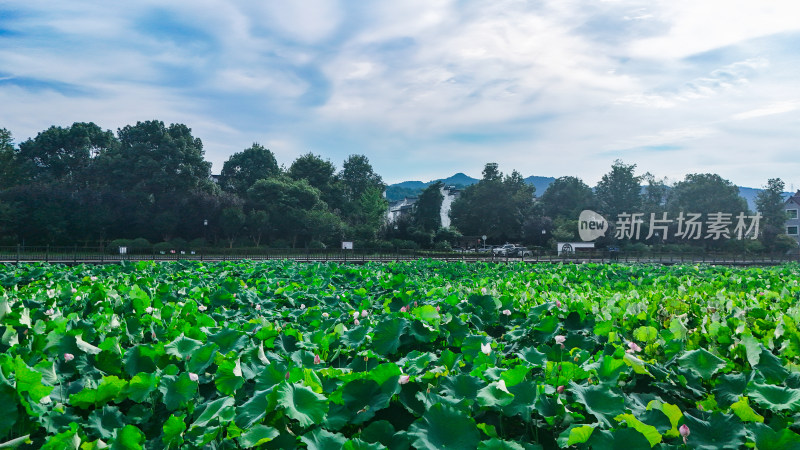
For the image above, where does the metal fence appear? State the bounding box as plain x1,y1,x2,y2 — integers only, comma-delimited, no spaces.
0,245,797,265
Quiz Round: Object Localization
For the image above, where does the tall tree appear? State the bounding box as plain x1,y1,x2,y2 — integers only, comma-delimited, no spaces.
219,143,280,196
756,178,787,249
0,128,21,189
666,173,749,246
17,122,116,183
247,176,323,247
102,120,212,200
414,181,444,232
540,176,596,220
595,160,642,217
756,178,787,229
288,153,341,210
339,154,385,203
449,164,535,242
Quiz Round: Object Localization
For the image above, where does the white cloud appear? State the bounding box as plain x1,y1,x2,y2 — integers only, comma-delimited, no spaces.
733,101,800,120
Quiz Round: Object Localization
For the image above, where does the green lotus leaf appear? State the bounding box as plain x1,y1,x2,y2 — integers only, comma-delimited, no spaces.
86,405,125,440
238,424,279,448
342,438,384,450
161,414,187,449
158,373,198,411
372,317,408,356
478,437,526,449
730,396,764,422
164,334,203,360
678,348,727,379
214,356,244,396
125,372,158,403
750,422,800,450
748,383,800,412
192,396,235,429
556,425,595,447
408,403,480,449
235,389,275,429
682,410,747,450
300,428,347,450
585,428,651,450
276,381,328,427
614,414,662,446
110,424,145,450
477,382,515,408
569,381,625,427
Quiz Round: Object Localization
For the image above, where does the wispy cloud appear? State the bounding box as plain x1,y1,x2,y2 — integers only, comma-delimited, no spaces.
0,0,799,188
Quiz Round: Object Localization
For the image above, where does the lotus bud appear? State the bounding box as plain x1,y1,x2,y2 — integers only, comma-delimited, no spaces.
502,309,511,316
361,310,368,318
64,353,74,362
557,385,565,394
314,354,321,365
188,372,199,382
679,424,690,443
481,342,491,355
399,375,410,385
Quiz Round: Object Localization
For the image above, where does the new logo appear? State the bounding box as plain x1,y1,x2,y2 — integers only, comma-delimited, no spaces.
578,210,608,241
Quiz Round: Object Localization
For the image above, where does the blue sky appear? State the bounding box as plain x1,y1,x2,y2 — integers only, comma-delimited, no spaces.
1,1,800,189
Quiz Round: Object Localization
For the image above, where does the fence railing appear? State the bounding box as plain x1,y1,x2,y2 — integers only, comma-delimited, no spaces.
0,246,797,265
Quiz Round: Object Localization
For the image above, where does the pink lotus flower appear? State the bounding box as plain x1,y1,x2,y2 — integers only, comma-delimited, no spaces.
399,375,410,385
556,300,562,308
557,385,565,394
255,304,261,311
64,353,74,362
502,309,511,316
188,372,199,382
322,312,330,318
198,305,207,311
679,424,690,443
145,306,154,314
400,306,407,313
354,319,360,325
300,304,306,309
436,305,440,311
554,335,566,347
314,354,321,364
353,311,360,320
45,308,54,316
361,310,368,318
627,342,642,353
481,342,492,355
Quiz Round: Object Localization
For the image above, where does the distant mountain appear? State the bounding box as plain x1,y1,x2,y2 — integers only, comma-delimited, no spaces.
385,173,556,201
388,173,784,210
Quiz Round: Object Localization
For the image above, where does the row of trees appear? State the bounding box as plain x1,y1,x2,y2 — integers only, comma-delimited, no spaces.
0,122,387,248
0,121,795,252
391,160,795,252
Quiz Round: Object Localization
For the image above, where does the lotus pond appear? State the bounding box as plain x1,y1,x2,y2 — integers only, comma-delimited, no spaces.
2,260,800,449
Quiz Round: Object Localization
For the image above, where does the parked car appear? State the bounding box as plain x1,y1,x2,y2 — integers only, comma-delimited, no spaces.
492,244,516,255
508,246,533,257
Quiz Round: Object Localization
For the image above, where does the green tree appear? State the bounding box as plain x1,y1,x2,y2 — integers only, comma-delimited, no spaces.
0,128,22,190
755,178,787,250
247,176,323,247
595,160,642,217
756,178,787,229
349,187,389,241
667,173,749,246
641,173,669,213
102,121,212,200
414,181,444,232
220,207,246,248
540,176,596,220
288,153,342,210
17,122,116,183
246,209,270,247
220,143,280,196
339,154,385,203
449,164,535,243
